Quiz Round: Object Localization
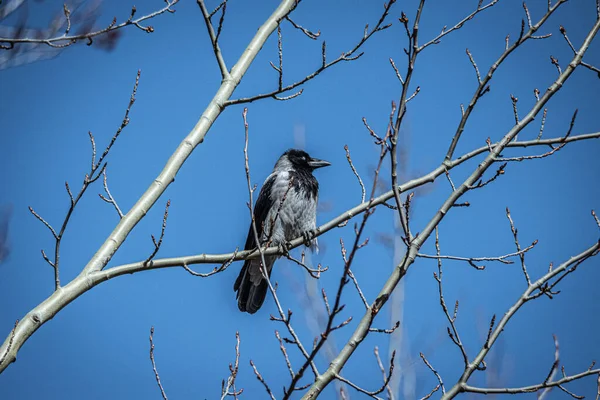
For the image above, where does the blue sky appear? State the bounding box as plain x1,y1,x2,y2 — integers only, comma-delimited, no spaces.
1,0,599,399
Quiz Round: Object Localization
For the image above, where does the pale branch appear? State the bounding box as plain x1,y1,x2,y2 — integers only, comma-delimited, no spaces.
344,145,366,203
224,0,395,105
41,131,598,282
0,320,17,368
2,20,599,374
463,369,600,396
99,169,124,219
0,1,178,49
443,240,600,399
0,0,303,374
444,0,564,162
302,17,600,398
419,238,537,269
221,332,243,400
149,327,169,400
198,0,229,79
144,200,171,267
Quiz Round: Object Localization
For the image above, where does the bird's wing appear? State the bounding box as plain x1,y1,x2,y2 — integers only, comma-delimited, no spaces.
244,172,276,250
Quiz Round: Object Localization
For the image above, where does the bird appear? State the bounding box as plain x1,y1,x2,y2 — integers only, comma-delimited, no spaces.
234,149,330,314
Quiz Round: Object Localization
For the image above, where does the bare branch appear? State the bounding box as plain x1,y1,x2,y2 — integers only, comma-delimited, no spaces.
592,210,600,229
98,169,124,219
285,16,320,40
434,227,470,367
142,200,171,268
418,238,537,269
0,320,18,368
344,145,366,203
506,207,531,285
221,332,242,400
466,48,482,83
250,360,276,400
149,327,168,400
225,0,395,105
444,0,566,162
445,240,600,399
0,1,178,49
335,350,395,399
181,249,239,278
374,346,394,400
197,0,229,78
421,352,445,394
419,0,500,50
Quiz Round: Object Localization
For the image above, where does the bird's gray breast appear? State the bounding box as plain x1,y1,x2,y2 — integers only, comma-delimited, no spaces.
265,171,317,243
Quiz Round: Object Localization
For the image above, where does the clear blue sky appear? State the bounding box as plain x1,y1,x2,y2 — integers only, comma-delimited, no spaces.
1,0,599,399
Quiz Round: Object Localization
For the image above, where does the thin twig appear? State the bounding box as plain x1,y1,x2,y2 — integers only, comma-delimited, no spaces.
250,360,276,400
149,327,168,400
344,145,366,203
144,200,171,267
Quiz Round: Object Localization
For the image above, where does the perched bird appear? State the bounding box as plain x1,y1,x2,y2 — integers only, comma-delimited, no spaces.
234,149,330,314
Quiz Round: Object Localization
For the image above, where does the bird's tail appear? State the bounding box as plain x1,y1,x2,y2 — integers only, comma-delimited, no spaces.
234,255,276,314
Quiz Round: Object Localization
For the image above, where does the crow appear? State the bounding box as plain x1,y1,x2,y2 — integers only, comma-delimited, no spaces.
234,149,330,313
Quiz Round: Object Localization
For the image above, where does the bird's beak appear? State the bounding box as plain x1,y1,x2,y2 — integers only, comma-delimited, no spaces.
308,157,331,169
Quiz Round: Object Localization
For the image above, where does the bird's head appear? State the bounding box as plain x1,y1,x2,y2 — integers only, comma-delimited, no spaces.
279,149,331,172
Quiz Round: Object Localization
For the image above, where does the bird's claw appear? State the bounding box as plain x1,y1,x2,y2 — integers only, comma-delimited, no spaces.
279,242,292,256
302,229,316,248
